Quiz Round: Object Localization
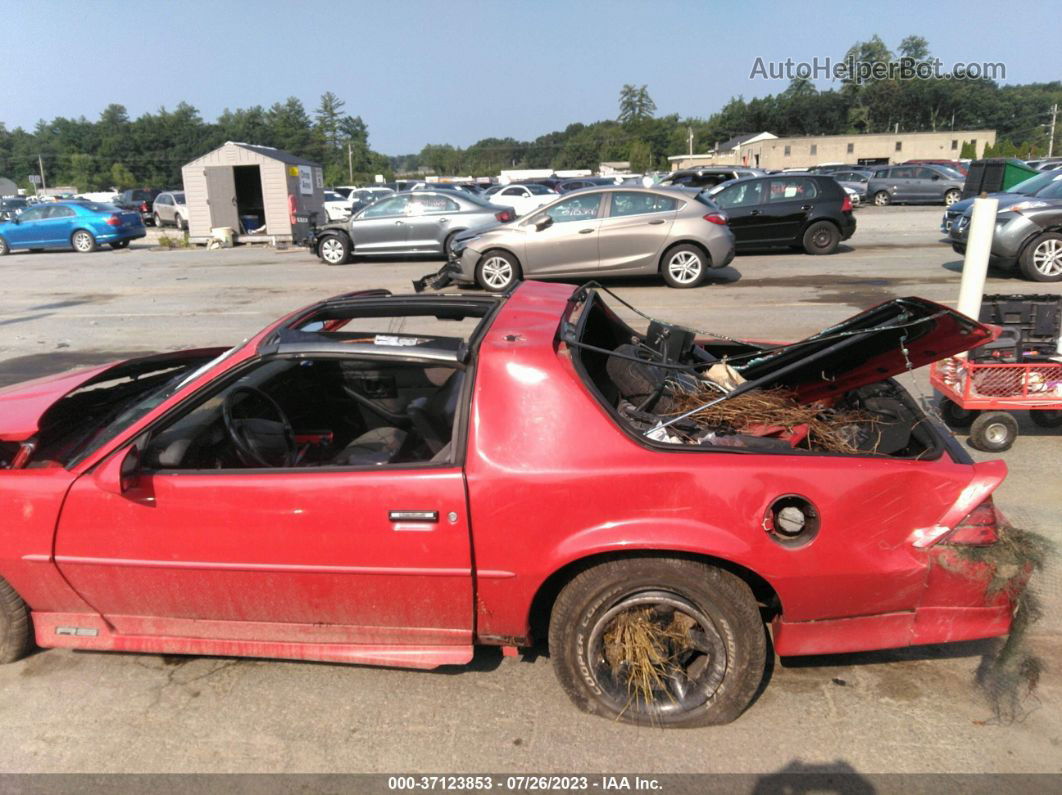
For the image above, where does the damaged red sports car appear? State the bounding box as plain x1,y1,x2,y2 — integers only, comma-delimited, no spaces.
0,281,1014,726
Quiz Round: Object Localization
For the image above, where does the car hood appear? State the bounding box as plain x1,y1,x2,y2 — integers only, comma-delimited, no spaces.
0,349,226,442
949,192,1033,216
734,296,996,401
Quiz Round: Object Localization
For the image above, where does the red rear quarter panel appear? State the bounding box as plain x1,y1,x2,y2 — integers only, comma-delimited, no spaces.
466,283,993,644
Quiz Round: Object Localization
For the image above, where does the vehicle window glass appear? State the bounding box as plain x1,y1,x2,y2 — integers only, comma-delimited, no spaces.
48,206,76,218
608,191,679,217
891,167,914,179
173,192,185,203
500,187,521,196
1037,180,1062,199
714,181,764,209
766,178,817,202
361,196,410,218
545,193,602,222
17,207,46,222
913,168,938,180
525,184,552,195
409,194,460,214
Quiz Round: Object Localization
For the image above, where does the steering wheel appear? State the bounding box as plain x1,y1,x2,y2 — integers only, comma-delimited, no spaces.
222,386,296,468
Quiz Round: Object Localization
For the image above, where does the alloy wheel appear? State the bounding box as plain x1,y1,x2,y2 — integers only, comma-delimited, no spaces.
586,590,727,720
480,256,513,289
73,232,94,252
1032,239,1062,277
320,238,345,264
667,251,702,285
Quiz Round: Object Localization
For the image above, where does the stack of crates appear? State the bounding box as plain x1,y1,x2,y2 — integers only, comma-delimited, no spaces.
971,294,1062,363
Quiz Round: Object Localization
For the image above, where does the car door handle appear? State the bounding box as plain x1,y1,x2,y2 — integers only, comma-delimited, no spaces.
437,217,449,223
648,219,666,225
578,228,595,234
389,510,438,522
750,209,761,216
801,204,812,211
394,220,405,225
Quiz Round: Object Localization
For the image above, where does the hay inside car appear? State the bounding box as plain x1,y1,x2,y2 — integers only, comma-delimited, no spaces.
0,282,1017,726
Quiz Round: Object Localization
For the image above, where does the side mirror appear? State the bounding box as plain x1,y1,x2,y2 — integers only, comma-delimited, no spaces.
93,445,141,496
534,215,554,231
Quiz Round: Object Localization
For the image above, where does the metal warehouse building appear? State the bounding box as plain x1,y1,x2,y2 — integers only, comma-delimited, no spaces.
181,142,324,245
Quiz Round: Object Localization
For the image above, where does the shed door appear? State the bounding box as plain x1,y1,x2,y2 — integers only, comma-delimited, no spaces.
204,167,239,229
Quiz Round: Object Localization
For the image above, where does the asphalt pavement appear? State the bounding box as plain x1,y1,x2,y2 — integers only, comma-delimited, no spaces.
0,206,1059,775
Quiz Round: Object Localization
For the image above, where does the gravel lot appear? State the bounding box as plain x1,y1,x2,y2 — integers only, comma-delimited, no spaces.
1,205,1060,775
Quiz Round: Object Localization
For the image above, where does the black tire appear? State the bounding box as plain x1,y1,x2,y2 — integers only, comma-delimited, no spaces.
944,189,961,206
0,236,9,256
71,230,97,253
443,230,464,259
0,577,31,664
1018,232,1062,282
873,191,891,207
153,213,164,228
660,244,710,288
802,221,840,255
938,396,978,429
110,239,130,250
1029,410,1062,429
317,233,351,266
175,214,185,231
548,557,766,727
968,411,1018,452
476,249,521,292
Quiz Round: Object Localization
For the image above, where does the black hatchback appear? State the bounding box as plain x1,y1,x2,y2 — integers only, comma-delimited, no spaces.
705,174,856,254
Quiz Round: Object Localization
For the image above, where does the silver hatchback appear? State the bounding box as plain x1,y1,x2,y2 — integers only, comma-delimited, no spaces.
450,186,736,290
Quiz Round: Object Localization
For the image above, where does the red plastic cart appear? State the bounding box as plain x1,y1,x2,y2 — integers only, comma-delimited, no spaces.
930,356,1062,451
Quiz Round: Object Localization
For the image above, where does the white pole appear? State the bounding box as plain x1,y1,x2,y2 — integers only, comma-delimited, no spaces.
955,196,999,338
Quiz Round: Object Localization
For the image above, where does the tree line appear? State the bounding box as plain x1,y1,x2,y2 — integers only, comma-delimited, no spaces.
1,34,1058,193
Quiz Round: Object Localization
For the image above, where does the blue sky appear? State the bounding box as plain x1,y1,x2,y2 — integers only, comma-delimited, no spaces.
5,0,1059,154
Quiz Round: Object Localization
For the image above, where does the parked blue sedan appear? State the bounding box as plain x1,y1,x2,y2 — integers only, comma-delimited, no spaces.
0,200,146,255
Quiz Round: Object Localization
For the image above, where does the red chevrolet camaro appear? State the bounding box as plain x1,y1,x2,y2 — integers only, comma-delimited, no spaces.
0,281,1012,726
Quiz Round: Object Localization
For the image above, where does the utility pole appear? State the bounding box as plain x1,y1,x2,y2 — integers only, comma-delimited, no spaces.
1049,103,1058,158
37,154,47,193
687,126,694,156
347,142,353,182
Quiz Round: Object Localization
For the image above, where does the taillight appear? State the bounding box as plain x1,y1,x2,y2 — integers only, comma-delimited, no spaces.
942,498,999,546
703,212,728,225
495,209,513,222
841,195,853,212
139,201,149,212
106,214,122,227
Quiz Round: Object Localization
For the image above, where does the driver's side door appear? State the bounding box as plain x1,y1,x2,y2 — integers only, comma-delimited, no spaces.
53,358,474,649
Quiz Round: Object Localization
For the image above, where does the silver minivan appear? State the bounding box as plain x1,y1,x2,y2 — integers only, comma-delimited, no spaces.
867,165,965,206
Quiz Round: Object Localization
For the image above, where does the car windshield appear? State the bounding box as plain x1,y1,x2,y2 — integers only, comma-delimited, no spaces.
1033,180,1062,200
1009,170,1062,195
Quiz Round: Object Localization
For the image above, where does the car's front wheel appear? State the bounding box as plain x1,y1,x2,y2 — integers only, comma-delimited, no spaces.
71,230,97,253
175,214,185,231
802,221,840,255
0,577,31,664
153,213,164,228
944,189,961,206
476,250,521,292
318,233,351,266
0,236,9,256
873,191,891,206
661,244,709,288
1019,232,1062,282
549,557,766,727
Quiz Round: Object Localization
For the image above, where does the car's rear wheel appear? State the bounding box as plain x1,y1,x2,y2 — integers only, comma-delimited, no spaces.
938,396,978,429
443,230,464,259
873,191,891,206
476,250,521,292
110,239,130,250
1029,410,1062,429
549,557,765,727
1019,232,1062,282
969,411,1018,452
318,233,351,266
661,244,709,288
944,190,961,206
71,230,96,253
0,236,9,256
153,213,164,228
0,577,31,664
802,221,840,255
